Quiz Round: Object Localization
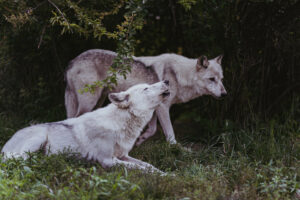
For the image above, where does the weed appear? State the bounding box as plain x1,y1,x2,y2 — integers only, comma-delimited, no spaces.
0,114,298,199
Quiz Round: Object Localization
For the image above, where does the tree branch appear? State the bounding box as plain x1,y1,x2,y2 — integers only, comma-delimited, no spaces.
48,0,71,30
37,25,47,49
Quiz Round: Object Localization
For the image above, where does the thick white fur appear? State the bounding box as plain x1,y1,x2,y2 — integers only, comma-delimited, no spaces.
2,82,170,174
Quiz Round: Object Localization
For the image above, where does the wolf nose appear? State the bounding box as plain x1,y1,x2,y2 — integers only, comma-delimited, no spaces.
221,92,227,97
163,80,169,85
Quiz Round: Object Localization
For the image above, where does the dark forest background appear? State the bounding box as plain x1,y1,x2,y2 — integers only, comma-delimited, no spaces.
0,0,299,147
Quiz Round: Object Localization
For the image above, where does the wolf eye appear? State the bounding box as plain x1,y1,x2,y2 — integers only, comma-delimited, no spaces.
144,88,148,91
209,77,215,82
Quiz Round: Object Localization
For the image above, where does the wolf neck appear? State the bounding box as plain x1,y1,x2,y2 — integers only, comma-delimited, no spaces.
116,106,153,138
126,109,153,134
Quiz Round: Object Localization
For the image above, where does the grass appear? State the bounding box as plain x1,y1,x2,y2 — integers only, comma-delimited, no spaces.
0,113,299,199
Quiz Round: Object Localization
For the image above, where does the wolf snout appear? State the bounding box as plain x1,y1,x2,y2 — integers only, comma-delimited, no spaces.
161,80,170,98
162,90,170,98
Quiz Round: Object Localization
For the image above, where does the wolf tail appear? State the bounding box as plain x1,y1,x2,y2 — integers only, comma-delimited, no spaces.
64,61,79,118
1,126,48,159
65,83,78,118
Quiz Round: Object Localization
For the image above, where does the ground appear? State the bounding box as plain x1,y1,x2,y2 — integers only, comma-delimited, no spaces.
0,114,299,199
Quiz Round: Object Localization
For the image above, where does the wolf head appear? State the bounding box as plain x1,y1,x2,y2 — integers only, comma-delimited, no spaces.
108,81,170,114
195,55,227,98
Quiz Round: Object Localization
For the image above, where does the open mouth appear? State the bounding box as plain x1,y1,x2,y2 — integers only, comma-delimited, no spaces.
161,90,170,98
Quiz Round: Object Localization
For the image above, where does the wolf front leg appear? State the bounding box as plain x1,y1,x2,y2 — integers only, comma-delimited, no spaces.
120,156,165,175
112,158,156,173
156,104,177,144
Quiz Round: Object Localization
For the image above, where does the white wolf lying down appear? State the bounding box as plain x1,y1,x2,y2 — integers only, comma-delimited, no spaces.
1,81,170,174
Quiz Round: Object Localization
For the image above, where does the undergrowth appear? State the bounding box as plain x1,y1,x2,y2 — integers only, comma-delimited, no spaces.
0,113,299,199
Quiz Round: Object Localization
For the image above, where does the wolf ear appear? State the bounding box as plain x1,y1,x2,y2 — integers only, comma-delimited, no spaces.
108,92,130,108
214,54,223,64
196,55,209,71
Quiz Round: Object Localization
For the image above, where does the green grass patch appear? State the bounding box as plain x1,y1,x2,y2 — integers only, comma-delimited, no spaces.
0,114,299,199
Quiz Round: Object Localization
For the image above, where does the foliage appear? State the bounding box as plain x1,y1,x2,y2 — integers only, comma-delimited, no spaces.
257,163,299,199
80,0,147,93
177,0,197,11
0,0,299,121
1,0,298,121
0,114,299,199
1,0,146,96
0,112,299,199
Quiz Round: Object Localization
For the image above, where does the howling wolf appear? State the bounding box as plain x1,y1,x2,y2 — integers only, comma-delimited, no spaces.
65,49,227,145
2,81,170,174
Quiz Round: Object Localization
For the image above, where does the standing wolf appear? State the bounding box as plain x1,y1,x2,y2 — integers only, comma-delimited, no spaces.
2,81,170,174
65,49,227,145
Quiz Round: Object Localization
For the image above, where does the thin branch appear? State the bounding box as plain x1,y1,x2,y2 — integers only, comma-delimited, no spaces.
48,0,71,31
32,1,47,11
38,25,47,49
